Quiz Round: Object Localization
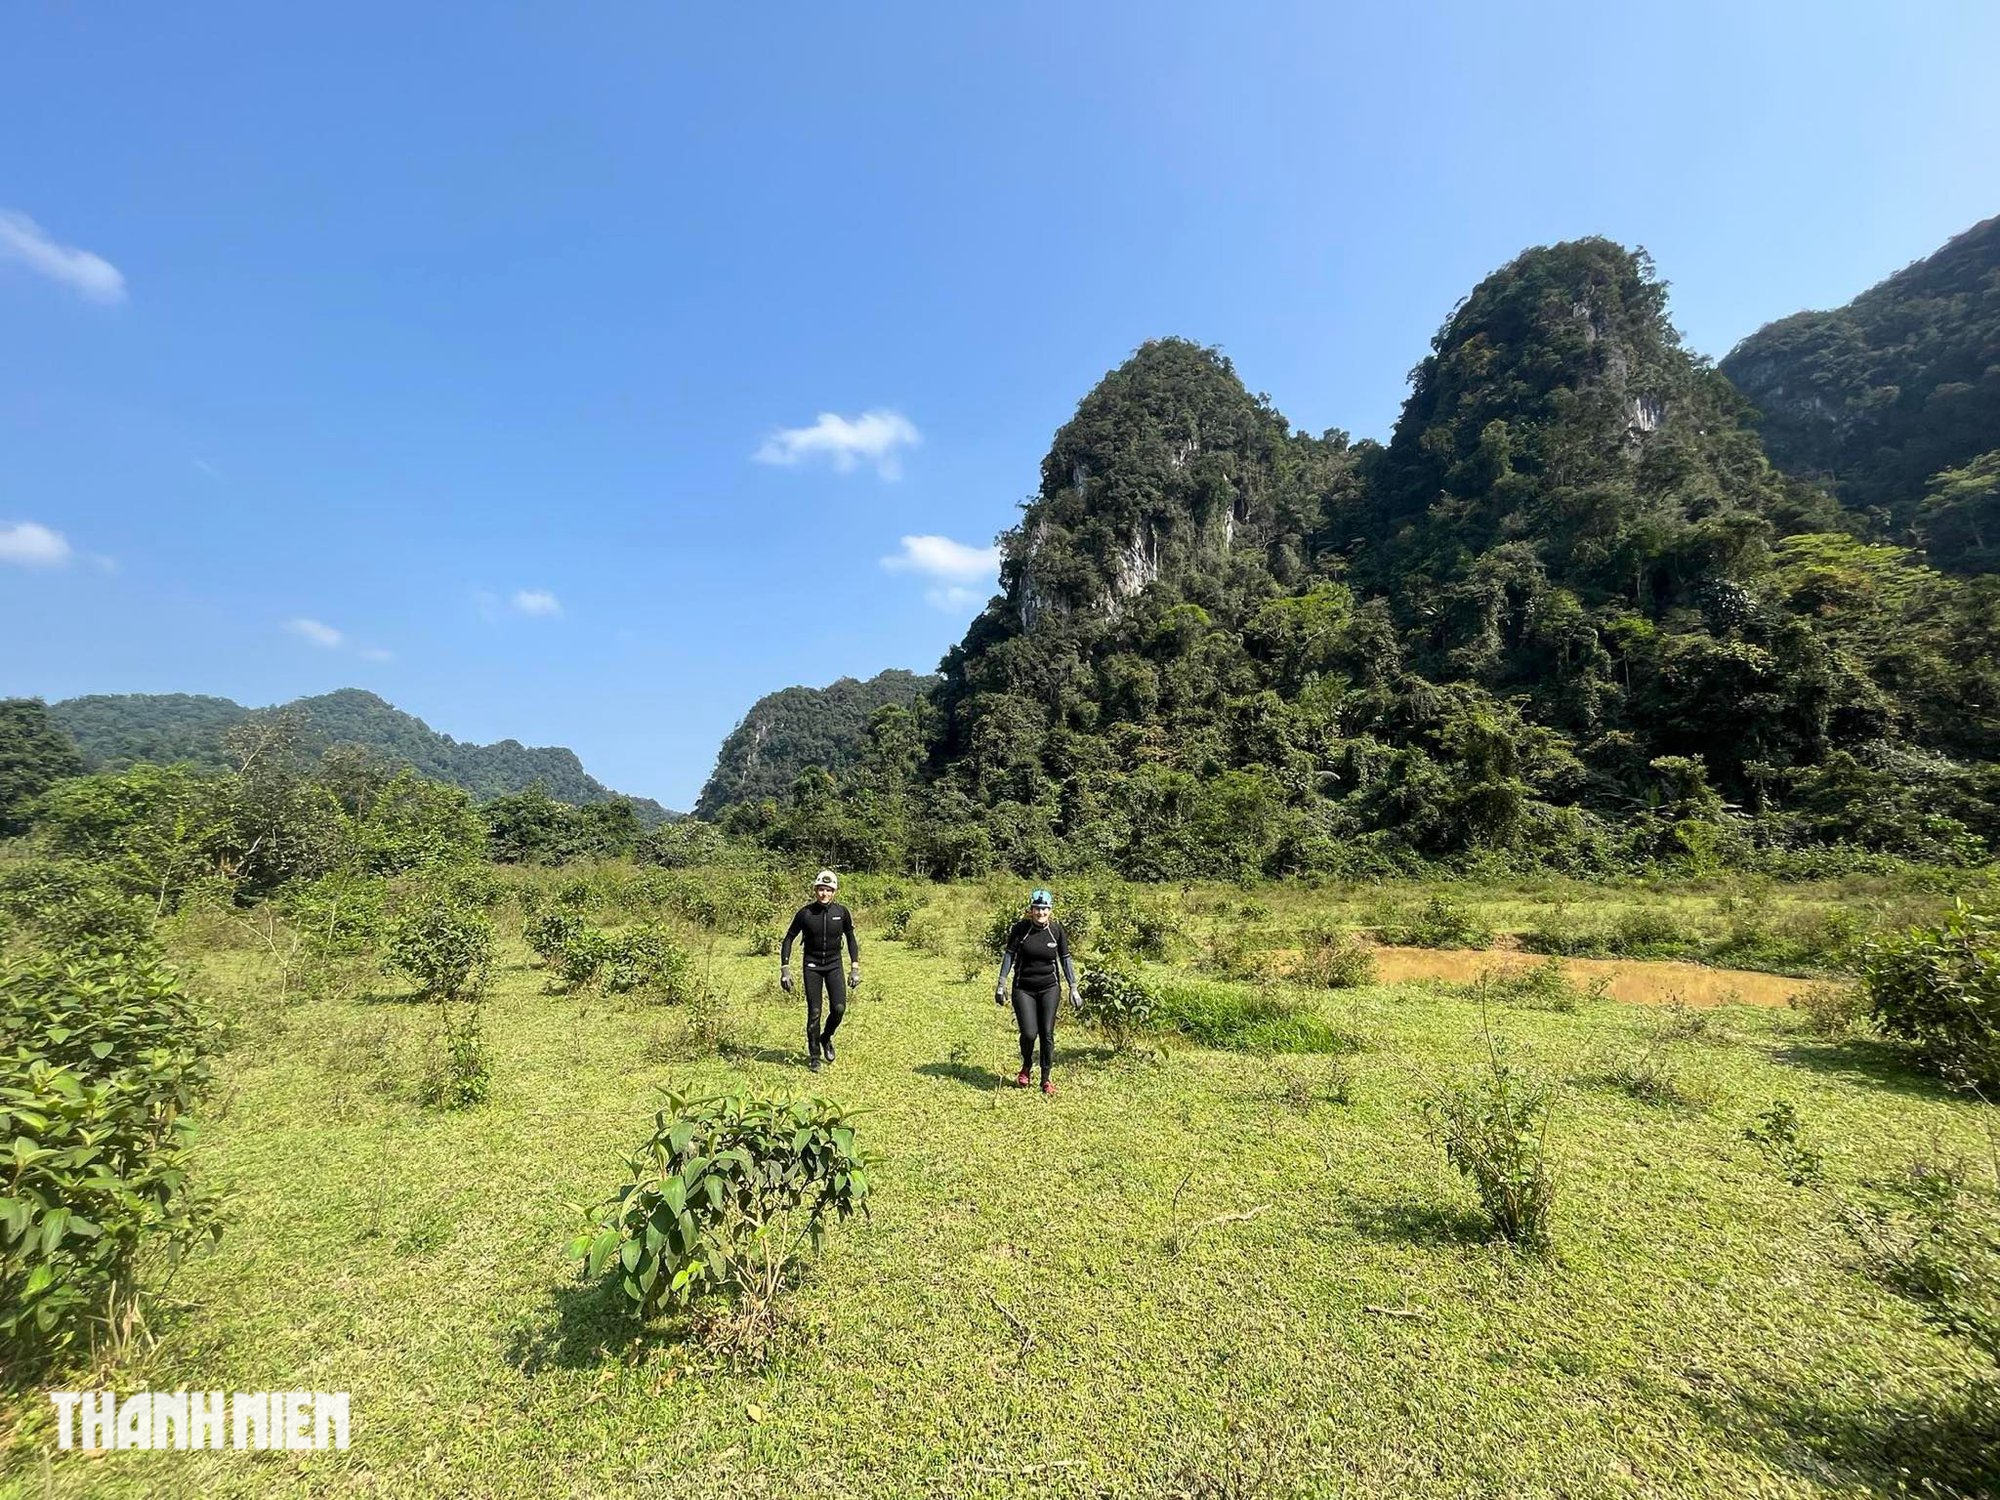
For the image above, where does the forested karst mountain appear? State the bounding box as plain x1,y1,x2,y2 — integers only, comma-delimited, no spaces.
51,689,672,820
696,670,937,819
1721,214,2000,571
734,236,2000,879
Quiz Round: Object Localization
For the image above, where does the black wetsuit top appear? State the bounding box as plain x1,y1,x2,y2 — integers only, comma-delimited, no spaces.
782,902,860,970
1003,918,1071,990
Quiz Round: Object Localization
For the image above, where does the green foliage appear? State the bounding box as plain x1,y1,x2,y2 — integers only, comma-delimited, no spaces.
602,924,701,1002
1074,962,1156,1054
0,951,224,1371
1291,926,1377,988
1383,893,1493,950
569,1089,872,1334
1423,1041,1557,1248
524,908,586,967
1743,1101,1824,1186
51,687,672,819
419,1005,490,1111
0,861,156,960
354,769,486,874
1843,1153,2000,1364
1854,902,2000,1089
1722,214,2000,554
553,927,613,991
1469,958,1608,1014
388,897,494,1002
696,670,937,819
0,698,84,837
1148,978,1341,1054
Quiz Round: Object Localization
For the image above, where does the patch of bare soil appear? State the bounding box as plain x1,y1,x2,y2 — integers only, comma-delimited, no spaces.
1370,945,1806,1008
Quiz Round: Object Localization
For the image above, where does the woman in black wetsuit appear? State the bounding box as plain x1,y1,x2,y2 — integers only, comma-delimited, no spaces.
993,888,1080,1096
780,869,860,1073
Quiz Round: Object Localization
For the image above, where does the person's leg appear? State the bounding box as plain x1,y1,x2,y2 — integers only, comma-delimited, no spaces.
1037,984,1059,1084
1010,985,1037,1077
803,967,826,1063
820,964,848,1056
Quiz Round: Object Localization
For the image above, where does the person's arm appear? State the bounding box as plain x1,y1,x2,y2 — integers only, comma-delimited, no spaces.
780,908,804,964
844,907,860,963
1048,928,1080,1000
994,922,1019,1002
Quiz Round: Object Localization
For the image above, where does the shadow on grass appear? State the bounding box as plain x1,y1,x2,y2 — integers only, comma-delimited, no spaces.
505,1275,685,1375
1710,1373,2000,1498
914,1060,1006,1092
1766,1035,1962,1102
717,1044,806,1068
1342,1193,1493,1248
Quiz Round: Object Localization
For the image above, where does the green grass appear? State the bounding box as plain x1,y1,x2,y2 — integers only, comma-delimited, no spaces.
4,877,1998,1498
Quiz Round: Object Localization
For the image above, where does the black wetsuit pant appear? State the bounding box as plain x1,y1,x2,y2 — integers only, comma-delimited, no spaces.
804,964,846,1057
1012,981,1058,1081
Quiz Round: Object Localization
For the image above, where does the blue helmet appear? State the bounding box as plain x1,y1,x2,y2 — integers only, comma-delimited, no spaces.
1029,888,1054,909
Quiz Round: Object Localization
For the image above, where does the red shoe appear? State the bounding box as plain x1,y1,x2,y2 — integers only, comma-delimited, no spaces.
1013,1070,1031,1088
1041,1079,1056,1097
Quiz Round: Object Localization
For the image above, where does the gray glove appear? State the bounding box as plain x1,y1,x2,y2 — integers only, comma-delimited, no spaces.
848,965,861,989
994,987,1007,1006
779,965,793,992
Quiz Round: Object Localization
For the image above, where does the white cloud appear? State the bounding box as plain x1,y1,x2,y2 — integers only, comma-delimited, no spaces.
755,409,920,479
511,589,562,618
923,584,982,613
285,617,344,648
0,211,127,304
0,521,73,567
881,533,999,582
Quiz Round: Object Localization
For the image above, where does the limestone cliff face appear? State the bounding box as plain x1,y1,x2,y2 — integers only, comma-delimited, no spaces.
1000,337,1317,632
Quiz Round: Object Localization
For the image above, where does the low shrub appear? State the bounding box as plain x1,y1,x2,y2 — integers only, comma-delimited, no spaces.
1291,926,1378,989
388,897,494,1002
1744,1101,1824,1186
1384,893,1492,950
554,928,613,992
0,862,156,961
1075,963,1156,1054
524,908,586,968
603,924,702,1003
419,1004,490,1110
1591,1038,1698,1108
0,951,225,1372
1791,981,1867,1039
1423,1039,1556,1248
1470,958,1606,1014
1853,902,2000,1090
1150,979,1341,1054
569,1089,871,1360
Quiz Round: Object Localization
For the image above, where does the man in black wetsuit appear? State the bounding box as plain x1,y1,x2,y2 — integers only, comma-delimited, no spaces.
994,888,1080,1096
780,869,860,1073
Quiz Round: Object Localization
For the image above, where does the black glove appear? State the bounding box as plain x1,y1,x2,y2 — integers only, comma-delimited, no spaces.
994,987,1007,1006
779,965,793,993
848,965,861,989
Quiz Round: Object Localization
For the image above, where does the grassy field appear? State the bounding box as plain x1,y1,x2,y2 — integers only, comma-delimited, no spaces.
4,875,1996,1498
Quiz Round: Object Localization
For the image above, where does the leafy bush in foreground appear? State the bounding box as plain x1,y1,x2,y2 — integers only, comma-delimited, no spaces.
1291,926,1377,989
1075,962,1156,1054
1853,902,2000,1090
603,924,700,1002
524,908,586,968
570,1089,871,1357
0,952,224,1372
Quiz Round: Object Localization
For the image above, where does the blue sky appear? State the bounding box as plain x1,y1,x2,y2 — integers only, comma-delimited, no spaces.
4,1,1996,809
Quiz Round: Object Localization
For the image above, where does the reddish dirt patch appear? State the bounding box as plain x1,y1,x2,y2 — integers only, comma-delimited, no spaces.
1370,945,1807,1008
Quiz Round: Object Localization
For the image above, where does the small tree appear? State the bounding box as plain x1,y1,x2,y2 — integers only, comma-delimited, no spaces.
1423,1027,1557,1248
1854,902,2000,1090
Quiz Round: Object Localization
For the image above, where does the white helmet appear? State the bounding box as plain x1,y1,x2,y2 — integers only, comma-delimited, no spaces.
814,869,839,891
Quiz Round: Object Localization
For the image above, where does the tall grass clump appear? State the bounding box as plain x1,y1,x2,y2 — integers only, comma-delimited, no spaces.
1291,925,1377,989
1149,978,1341,1054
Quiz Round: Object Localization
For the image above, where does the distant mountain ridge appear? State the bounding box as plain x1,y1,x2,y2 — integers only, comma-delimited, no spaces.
695,669,938,818
51,688,674,822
